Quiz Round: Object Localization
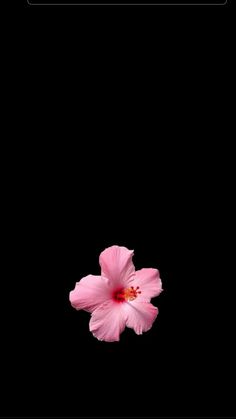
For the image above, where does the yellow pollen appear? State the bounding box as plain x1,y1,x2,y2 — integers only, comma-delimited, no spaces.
116,286,141,302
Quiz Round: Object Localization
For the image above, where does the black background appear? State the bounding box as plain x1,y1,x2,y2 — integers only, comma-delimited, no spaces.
28,1,227,6
1,1,235,418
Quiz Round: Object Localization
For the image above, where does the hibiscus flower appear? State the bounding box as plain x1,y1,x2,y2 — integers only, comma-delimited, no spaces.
69,245,163,342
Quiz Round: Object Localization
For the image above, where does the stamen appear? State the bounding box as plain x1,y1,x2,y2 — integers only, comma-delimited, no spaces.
113,286,141,302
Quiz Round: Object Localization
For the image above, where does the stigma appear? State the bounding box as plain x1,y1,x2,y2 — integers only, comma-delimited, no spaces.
114,286,141,302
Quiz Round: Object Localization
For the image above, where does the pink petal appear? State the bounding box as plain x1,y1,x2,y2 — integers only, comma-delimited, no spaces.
132,268,163,301
99,245,135,287
69,275,111,313
123,300,158,335
89,300,126,342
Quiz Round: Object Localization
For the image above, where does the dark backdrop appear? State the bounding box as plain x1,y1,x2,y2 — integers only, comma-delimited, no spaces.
1,1,234,418
2,139,234,417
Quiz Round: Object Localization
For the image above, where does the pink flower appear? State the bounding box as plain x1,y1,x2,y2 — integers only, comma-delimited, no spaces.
69,245,163,342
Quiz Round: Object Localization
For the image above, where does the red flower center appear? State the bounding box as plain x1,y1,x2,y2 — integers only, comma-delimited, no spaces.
113,286,141,302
